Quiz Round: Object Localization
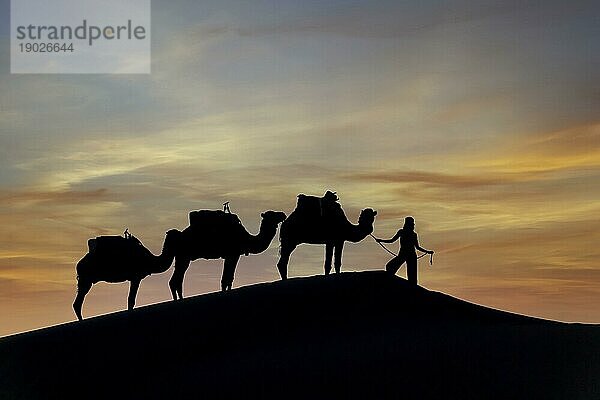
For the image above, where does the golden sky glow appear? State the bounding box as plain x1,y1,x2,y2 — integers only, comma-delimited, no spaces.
0,0,598,336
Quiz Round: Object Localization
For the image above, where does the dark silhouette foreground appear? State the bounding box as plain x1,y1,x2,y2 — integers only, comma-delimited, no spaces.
376,216,434,285
73,229,180,320
277,191,377,278
169,209,286,297
3,271,598,399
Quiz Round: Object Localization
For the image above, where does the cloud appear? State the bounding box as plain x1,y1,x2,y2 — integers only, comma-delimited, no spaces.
189,0,596,40
349,170,530,188
472,123,600,173
0,188,111,206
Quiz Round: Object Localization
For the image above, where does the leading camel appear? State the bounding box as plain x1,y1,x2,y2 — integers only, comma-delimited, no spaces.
169,210,286,299
277,191,377,279
73,229,180,321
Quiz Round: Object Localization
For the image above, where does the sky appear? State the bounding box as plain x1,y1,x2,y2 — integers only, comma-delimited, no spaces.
0,0,598,336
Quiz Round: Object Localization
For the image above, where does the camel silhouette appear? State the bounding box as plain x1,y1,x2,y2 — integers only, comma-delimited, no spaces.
277,191,377,279
73,229,180,321
168,210,287,298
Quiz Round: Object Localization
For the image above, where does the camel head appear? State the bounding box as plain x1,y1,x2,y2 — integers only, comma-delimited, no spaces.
323,190,338,202
165,228,182,237
260,211,287,226
163,229,183,255
358,208,377,227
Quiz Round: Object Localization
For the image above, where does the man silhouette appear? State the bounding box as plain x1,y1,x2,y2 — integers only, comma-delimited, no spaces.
375,216,434,285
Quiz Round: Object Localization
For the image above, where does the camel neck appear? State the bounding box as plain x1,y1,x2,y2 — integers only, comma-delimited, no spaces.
246,222,277,254
346,220,374,243
150,241,176,274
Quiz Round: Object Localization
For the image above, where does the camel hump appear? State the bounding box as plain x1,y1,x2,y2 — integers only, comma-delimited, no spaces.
88,235,142,254
189,209,242,228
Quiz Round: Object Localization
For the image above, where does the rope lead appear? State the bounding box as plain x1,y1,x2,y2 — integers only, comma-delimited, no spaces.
370,234,433,265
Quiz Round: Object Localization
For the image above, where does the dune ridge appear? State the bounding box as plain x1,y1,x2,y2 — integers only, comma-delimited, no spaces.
0,271,598,399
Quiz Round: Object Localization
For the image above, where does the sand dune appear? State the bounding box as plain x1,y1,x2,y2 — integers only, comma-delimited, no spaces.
0,271,598,399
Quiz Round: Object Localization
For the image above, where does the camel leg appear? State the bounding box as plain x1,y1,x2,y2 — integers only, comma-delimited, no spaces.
169,257,190,300
221,254,241,291
334,241,344,274
324,242,334,275
73,280,92,321
128,279,141,310
277,242,296,280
